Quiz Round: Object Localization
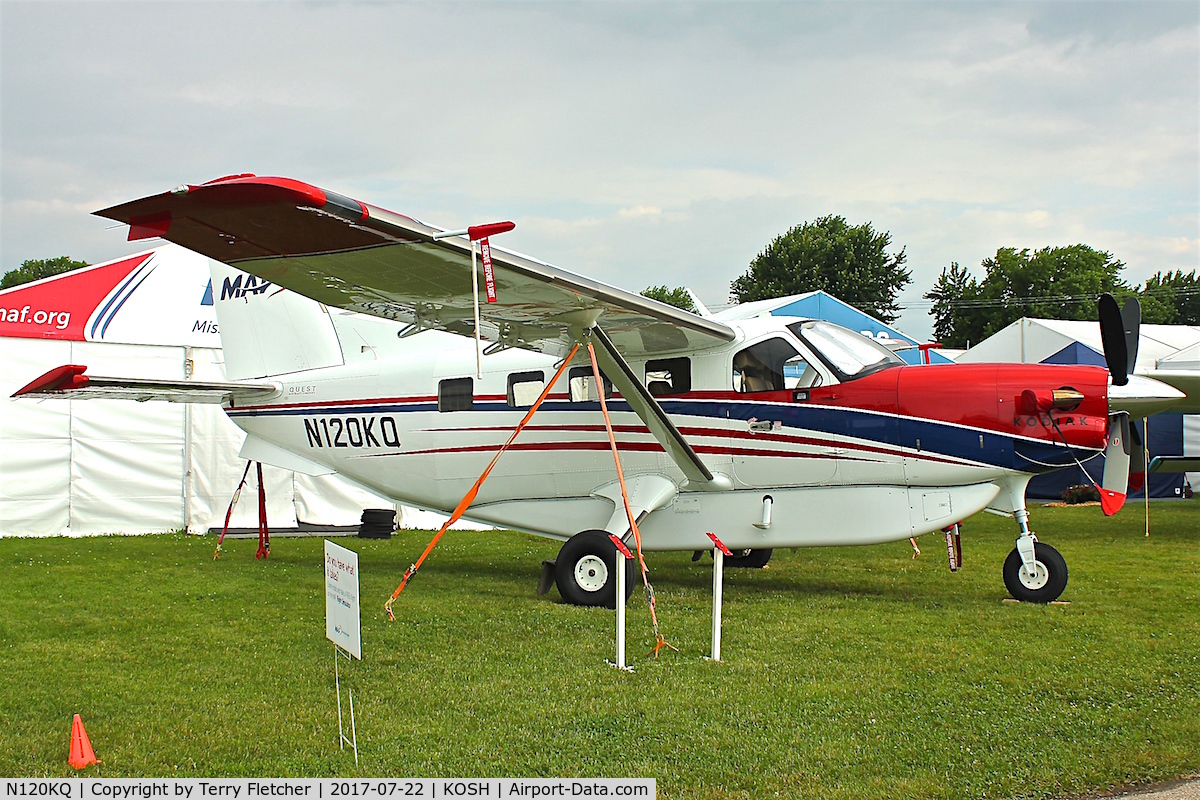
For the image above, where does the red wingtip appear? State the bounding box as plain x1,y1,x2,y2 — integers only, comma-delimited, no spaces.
467,221,515,241
13,365,89,396
128,214,171,241
1099,488,1126,517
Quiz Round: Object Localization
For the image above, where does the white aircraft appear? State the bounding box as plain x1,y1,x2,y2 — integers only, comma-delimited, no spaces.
15,175,1197,608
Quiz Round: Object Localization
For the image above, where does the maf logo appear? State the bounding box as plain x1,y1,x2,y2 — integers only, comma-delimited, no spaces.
220,273,274,301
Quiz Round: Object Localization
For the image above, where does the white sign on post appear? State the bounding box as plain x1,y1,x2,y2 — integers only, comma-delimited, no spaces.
325,540,362,660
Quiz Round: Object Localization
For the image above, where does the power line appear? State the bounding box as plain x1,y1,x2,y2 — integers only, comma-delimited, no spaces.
899,286,1200,311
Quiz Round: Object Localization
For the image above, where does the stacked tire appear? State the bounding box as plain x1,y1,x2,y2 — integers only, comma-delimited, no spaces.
358,508,395,539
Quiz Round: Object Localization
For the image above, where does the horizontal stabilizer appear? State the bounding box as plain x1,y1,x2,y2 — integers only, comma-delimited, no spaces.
13,364,279,404
1147,456,1200,474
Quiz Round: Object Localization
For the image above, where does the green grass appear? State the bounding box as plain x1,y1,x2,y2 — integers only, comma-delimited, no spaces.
1,503,1198,798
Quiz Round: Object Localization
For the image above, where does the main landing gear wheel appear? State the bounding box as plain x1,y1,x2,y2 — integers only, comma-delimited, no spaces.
1003,542,1068,603
554,530,636,608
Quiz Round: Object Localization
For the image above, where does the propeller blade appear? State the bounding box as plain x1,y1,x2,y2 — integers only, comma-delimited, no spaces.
1121,296,1141,377
1100,412,1131,516
1098,293,1129,386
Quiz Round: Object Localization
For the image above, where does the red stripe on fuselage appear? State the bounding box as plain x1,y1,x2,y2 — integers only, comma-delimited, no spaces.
424,422,973,467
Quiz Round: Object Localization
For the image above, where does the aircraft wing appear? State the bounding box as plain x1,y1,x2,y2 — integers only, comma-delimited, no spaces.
95,175,736,359
13,364,279,404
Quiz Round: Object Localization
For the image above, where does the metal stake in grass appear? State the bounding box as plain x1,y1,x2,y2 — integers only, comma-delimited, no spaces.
705,532,733,662
334,646,358,765
607,534,633,672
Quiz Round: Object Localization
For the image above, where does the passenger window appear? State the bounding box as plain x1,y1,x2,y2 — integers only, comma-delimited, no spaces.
733,338,801,393
568,367,612,402
438,377,473,412
507,371,545,408
645,357,691,396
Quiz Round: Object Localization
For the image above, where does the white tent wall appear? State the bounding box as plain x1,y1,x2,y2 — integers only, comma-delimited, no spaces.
293,473,396,526
1,338,188,535
1,338,73,535
68,344,187,534
1185,415,1200,491
955,319,1076,365
957,318,1200,371
1,339,397,536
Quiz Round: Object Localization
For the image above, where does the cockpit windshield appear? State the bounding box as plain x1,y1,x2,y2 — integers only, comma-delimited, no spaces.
786,320,904,381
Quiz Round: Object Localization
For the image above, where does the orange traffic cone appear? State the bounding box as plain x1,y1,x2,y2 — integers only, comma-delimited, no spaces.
69,714,99,769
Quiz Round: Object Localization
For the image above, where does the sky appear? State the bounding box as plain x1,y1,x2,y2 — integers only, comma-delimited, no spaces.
2,1,1197,340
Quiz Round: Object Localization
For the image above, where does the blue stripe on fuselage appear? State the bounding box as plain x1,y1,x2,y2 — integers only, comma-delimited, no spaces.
226,396,1095,473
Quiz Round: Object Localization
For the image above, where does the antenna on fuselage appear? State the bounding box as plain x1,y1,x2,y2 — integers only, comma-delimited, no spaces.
684,288,713,319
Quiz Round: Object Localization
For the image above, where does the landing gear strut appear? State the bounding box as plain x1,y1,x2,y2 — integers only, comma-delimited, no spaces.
1004,507,1068,603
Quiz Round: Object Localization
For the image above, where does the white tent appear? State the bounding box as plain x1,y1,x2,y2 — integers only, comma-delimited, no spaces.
0,244,460,537
955,317,1200,373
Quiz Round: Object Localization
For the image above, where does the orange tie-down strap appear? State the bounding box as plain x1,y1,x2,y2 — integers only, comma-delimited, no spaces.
385,343,580,620
587,341,677,658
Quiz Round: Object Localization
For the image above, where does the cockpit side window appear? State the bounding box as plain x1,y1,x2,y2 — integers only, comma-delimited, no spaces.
733,337,801,393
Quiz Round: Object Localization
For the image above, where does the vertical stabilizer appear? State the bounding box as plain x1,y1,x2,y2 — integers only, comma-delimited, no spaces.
210,261,344,379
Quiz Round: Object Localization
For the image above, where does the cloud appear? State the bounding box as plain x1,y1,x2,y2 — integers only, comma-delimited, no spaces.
618,205,662,219
1,0,1195,345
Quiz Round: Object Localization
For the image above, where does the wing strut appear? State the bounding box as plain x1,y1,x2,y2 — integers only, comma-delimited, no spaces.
586,326,729,490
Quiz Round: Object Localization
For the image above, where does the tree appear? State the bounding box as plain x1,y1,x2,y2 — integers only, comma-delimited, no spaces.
925,262,984,347
924,245,1131,348
730,215,911,324
641,285,697,313
1,256,90,290
1140,269,1200,325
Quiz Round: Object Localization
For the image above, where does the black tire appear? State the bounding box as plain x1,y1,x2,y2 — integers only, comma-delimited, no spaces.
554,530,637,608
724,548,773,569
1003,542,1068,603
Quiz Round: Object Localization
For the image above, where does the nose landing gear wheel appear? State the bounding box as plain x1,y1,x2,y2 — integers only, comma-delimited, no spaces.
1003,542,1068,603
554,529,637,608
